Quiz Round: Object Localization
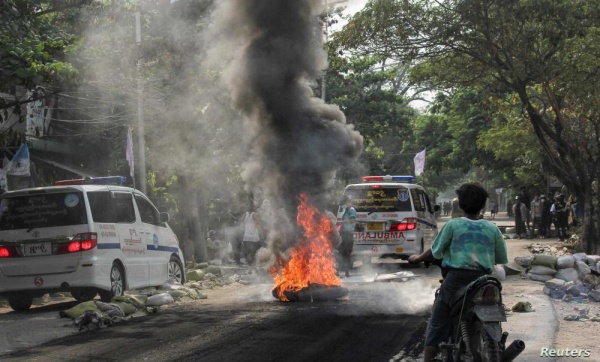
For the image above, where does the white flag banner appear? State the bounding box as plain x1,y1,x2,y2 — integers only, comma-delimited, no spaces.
414,148,426,176
7,143,30,177
126,127,134,178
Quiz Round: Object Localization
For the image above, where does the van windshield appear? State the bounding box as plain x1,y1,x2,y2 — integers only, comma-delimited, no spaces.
345,186,412,212
0,192,88,230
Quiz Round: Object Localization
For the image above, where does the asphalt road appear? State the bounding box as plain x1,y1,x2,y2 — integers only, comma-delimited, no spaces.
0,263,442,362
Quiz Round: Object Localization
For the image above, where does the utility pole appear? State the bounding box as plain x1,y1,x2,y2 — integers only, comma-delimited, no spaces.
321,0,348,101
135,12,147,194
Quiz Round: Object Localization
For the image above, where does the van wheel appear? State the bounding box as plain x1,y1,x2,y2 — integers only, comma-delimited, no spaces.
8,294,33,312
168,256,185,284
71,289,98,302
100,262,125,302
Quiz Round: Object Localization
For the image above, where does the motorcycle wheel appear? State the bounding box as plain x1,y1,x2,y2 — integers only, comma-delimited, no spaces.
471,321,501,362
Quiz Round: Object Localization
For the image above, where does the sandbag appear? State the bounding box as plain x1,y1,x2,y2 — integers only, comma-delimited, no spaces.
61,300,98,319
186,269,205,281
146,293,175,306
575,261,591,279
167,290,188,299
555,267,579,282
528,265,557,275
531,254,557,270
111,301,137,315
544,278,566,290
112,294,148,309
205,265,222,276
556,256,575,269
514,256,534,268
94,300,125,317
527,273,554,282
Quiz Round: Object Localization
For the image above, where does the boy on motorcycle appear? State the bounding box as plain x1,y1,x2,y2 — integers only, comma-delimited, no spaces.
408,183,508,362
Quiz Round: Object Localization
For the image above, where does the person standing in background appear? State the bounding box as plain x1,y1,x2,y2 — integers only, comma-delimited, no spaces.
540,194,551,238
338,195,356,278
551,194,568,241
530,193,543,238
242,203,263,266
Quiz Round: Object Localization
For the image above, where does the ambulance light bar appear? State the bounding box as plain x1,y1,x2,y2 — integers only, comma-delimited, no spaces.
54,176,127,186
362,175,416,183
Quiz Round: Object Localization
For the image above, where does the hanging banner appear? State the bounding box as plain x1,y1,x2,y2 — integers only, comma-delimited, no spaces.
414,148,426,176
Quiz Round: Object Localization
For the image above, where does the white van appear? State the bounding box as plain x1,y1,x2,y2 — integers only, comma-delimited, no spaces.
0,176,185,311
337,175,440,263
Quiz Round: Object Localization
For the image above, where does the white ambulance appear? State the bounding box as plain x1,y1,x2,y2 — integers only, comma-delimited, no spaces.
337,175,440,263
0,176,185,311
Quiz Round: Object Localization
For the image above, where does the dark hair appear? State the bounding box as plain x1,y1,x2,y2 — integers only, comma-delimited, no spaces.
456,183,489,215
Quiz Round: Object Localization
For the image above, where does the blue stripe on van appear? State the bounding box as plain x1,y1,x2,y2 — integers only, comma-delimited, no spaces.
417,218,438,229
147,245,180,253
97,243,121,250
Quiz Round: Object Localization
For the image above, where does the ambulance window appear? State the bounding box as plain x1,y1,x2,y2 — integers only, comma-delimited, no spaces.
0,192,87,230
111,191,135,223
135,194,161,226
346,187,412,212
88,191,116,223
411,189,426,212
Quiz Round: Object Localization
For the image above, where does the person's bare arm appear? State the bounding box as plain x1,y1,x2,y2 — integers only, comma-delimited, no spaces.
408,248,433,264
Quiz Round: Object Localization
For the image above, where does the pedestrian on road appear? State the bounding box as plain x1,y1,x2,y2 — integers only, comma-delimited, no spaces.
242,203,263,266
513,196,527,238
408,183,508,362
551,194,568,241
338,195,356,278
540,194,551,238
530,193,543,238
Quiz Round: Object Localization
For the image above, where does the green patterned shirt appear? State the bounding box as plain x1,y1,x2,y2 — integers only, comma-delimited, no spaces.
432,217,508,272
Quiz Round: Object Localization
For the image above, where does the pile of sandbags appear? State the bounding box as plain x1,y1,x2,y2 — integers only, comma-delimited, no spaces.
517,252,600,301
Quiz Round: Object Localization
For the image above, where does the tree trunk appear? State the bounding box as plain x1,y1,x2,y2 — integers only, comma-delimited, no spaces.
193,190,208,262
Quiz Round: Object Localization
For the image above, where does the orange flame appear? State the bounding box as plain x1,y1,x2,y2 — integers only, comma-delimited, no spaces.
270,194,342,301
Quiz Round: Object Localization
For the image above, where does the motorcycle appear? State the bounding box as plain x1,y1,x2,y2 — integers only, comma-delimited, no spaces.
427,260,525,362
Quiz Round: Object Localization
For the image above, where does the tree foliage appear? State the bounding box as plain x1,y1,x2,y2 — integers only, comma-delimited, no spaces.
337,0,600,252
0,0,89,119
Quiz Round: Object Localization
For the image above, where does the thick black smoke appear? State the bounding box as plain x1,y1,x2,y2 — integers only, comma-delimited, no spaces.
209,0,363,252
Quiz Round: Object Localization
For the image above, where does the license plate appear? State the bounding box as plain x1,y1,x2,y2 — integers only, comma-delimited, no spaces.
395,247,404,253
24,242,51,256
369,222,384,231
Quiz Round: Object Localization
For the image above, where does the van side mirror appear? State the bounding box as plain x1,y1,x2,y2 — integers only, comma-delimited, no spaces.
159,212,170,223
434,205,441,212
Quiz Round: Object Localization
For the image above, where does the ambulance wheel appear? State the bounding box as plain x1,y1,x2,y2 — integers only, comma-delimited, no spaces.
168,256,185,284
100,262,125,302
8,294,33,312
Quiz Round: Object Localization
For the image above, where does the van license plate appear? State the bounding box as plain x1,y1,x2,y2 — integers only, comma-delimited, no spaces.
24,242,51,256
395,248,404,253
369,223,384,231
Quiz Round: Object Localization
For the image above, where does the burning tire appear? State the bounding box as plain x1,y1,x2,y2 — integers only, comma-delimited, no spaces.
272,283,348,302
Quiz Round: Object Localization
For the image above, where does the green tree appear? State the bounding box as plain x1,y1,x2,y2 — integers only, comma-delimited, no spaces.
0,0,89,123
336,0,600,253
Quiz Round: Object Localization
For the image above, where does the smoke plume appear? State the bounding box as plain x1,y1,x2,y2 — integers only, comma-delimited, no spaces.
208,0,363,251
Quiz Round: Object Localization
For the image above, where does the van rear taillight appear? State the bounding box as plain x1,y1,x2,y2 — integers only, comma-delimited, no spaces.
57,233,98,254
390,218,417,231
0,245,18,258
